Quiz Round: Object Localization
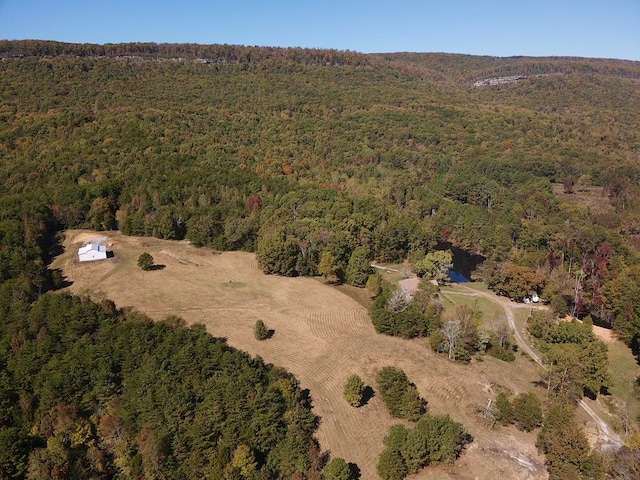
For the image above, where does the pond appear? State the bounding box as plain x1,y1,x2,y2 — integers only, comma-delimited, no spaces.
437,242,485,283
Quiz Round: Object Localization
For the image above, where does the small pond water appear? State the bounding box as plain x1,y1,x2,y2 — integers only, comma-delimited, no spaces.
437,243,486,283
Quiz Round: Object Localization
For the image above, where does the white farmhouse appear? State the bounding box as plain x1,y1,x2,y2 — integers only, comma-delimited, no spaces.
78,243,108,262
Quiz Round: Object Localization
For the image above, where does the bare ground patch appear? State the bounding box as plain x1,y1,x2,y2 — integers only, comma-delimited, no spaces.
52,230,547,479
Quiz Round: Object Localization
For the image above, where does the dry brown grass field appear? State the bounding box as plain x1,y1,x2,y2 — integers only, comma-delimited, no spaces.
53,230,550,479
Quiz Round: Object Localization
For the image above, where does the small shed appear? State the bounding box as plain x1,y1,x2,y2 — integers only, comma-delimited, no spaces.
78,243,108,262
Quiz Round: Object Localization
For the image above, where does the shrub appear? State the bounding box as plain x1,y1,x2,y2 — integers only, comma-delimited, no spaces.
254,320,269,340
513,392,542,432
494,392,515,425
452,346,471,364
137,252,154,270
487,344,516,362
343,374,366,407
323,457,354,480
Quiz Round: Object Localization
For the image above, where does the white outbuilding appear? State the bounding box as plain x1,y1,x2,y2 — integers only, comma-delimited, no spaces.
78,243,108,262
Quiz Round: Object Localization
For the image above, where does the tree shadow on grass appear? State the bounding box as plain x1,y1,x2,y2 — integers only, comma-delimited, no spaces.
361,386,375,406
348,462,361,479
267,329,275,339
147,264,166,271
50,268,73,289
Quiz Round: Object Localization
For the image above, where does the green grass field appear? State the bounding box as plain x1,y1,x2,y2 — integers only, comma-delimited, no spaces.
604,340,640,431
440,284,505,324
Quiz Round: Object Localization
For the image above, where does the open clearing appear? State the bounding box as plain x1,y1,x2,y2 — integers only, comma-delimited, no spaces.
54,230,552,479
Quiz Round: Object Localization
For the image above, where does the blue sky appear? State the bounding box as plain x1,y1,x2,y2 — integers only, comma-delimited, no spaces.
1,0,638,60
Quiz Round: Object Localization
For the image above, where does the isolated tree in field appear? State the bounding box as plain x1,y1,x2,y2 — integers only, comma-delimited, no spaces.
254,320,269,340
343,374,367,407
137,252,154,271
318,250,340,283
345,246,372,287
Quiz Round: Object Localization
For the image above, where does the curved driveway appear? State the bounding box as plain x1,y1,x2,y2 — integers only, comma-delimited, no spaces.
454,284,623,449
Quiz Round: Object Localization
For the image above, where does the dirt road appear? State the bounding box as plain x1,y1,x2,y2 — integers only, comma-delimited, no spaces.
454,284,624,449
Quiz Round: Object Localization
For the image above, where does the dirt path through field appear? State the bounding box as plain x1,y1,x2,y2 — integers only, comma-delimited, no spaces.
453,284,624,449
53,231,549,479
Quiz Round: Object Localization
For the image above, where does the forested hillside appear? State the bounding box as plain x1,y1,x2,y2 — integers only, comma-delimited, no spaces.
0,293,322,478
1,40,640,478
2,41,639,329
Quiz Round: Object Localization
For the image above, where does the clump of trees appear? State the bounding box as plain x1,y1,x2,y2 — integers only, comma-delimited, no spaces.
429,304,516,363
370,279,443,339
377,415,471,479
376,367,427,421
343,374,367,407
537,403,605,479
495,392,543,431
527,313,611,401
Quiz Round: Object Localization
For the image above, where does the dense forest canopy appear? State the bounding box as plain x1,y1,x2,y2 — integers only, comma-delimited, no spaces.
0,293,322,478
2,42,639,319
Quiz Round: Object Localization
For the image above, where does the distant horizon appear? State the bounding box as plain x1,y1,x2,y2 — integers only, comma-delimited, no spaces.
1,1,638,62
3,37,639,63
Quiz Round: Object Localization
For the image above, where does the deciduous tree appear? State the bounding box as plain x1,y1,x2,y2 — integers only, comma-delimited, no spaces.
318,251,340,283
413,250,453,283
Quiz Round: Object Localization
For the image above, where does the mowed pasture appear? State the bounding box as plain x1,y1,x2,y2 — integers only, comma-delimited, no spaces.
52,230,547,479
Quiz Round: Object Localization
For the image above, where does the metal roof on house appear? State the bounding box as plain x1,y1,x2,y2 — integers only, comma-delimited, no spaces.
78,243,107,255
